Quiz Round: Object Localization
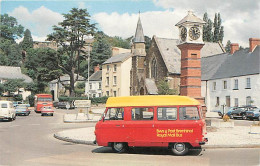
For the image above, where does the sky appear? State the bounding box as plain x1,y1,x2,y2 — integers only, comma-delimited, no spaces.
1,0,260,47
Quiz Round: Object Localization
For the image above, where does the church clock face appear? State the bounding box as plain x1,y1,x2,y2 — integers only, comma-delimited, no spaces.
189,26,200,40
180,27,187,41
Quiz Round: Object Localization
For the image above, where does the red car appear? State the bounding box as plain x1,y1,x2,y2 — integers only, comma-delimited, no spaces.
41,106,54,116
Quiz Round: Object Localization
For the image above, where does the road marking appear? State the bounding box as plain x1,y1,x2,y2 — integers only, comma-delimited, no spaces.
29,124,40,126
10,125,21,127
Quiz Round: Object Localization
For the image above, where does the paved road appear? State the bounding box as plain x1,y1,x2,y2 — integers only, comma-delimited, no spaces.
0,109,259,166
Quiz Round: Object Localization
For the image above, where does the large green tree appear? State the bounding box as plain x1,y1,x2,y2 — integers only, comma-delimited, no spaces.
47,8,96,97
20,29,33,52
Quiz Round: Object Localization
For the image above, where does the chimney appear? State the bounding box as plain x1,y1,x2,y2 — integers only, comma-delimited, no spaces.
249,38,260,52
230,43,239,54
94,64,100,72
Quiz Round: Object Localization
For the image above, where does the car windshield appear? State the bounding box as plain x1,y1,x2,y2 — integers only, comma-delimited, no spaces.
1,103,8,108
38,98,52,102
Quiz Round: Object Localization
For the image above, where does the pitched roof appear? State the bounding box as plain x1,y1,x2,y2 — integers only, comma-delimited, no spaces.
175,11,206,26
154,36,225,74
206,46,260,80
103,52,132,64
0,66,33,83
134,16,145,43
145,78,158,95
50,74,85,83
89,70,102,81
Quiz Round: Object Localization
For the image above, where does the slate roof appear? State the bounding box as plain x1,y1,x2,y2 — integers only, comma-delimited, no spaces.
154,36,225,74
0,66,33,83
175,11,206,26
145,78,158,95
103,52,132,64
50,74,85,84
89,70,102,81
134,17,145,43
206,46,260,80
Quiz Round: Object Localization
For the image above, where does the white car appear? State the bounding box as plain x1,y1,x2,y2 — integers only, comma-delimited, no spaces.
0,101,16,121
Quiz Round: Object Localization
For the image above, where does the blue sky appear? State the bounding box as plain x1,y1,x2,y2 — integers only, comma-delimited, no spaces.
1,0,259,47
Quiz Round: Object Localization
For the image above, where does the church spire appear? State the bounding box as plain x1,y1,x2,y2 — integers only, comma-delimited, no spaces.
134,14,145,43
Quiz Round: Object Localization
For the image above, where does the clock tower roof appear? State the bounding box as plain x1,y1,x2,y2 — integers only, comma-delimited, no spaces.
175,11,206,27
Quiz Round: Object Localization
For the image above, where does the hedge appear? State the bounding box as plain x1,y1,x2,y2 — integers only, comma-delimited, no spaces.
58,96,108,104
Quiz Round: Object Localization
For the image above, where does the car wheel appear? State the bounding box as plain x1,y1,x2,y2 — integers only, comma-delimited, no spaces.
13,115,16,120
51,113,54,116
26,112,29,116
171,143,189,156
112,142,128,153
230,115,233,119
242,115,247,120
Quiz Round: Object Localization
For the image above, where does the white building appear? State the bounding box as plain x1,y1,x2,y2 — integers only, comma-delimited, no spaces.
202,38,260,113
85,66,102,98
0,66,33,100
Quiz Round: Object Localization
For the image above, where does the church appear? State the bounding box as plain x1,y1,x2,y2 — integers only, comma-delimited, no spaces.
129,11,260,113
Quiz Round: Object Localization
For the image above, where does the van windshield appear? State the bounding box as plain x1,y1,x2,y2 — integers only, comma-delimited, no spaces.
38,98,52,102
1,103,8,108
179,107,200,120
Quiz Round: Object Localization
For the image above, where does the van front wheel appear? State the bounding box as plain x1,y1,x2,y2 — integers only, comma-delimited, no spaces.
112,142,127,153
171,143,189,156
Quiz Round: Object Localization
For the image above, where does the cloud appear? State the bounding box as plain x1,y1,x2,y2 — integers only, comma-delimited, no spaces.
9,6,63,39
152,0,260,46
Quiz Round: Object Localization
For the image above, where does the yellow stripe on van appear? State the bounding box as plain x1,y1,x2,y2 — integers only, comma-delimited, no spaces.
106,95,201,107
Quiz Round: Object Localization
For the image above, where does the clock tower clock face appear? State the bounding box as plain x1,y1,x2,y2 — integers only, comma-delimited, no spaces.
180,27,187,41
189,26,200,40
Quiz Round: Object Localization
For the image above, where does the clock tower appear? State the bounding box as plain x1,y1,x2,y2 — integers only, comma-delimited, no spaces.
175,11,206,107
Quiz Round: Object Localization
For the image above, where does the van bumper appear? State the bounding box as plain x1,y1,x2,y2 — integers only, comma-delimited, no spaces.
199,138,208,145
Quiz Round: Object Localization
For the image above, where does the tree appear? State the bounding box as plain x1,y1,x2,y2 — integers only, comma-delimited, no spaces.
20,29,33,52
89,32,111,74
225,40,231,53
0,14,24,41
213,13,224,43
157,79,178,95
203,12,213,42
3,79,25,96
47,8,96,97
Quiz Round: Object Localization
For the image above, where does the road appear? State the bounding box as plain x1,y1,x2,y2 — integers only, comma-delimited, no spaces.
0,109,259,166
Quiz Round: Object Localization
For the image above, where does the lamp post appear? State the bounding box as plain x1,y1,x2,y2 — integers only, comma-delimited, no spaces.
85,35,94,100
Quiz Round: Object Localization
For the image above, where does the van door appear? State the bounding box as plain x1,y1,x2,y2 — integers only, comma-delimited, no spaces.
127,107,155,146
99,107,126,143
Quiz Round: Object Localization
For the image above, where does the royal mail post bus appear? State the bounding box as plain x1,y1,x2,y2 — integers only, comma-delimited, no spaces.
95,95,207,156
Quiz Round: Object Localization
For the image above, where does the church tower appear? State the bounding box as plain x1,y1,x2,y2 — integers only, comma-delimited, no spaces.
130,14,146,95
175,11,206,105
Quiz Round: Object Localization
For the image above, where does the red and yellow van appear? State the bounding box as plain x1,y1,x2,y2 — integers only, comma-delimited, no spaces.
95,95,207,155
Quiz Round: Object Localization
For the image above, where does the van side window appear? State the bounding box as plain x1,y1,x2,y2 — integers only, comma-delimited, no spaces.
131,107,153,120
179,107,200,120
157,107,177,120
104,108,124,120
1,103,8,108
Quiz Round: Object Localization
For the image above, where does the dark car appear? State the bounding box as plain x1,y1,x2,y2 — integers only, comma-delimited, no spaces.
55,101,75,109
217,107,238,118
231,106,257,120
246,108,260,121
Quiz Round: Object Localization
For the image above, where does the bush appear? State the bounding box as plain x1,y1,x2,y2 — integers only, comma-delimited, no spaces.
13,94,23,101
27,94,35,107
58,96,108,105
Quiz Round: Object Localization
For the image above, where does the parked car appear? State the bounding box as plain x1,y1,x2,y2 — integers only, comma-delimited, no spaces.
217,107,237,118
15,104,30,116
0,101,16,121
246,108,260,121
55,101,75,109
13,101,23,107
231,106,257,120
41,106,54,116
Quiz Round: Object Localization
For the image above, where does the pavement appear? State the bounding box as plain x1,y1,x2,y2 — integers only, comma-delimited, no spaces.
54,109,260,149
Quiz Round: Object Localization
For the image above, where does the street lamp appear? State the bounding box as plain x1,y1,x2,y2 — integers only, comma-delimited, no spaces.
85,35,94,100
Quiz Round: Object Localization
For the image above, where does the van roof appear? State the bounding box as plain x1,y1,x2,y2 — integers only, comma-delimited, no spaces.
106,95,201,107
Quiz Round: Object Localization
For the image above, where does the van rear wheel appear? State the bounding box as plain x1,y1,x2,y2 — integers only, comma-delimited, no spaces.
112,142,128,153
171,143,189,156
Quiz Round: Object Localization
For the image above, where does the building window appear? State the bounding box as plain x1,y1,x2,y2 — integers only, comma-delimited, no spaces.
98,93,102,97
234,79,238,90
223,80,227,90
246,78,251,89
98,82,101,89
89,83,92,90
114,64,117,72
234,98,239,107
151,58,157,79
93,94,96,98
216,97,219,107
113,76,117,85
106,77,109,86
106,65,109,72
246,96,251,106
106,91,109,96
213,82,216,91
113,91,117,97
226,96,230,107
